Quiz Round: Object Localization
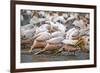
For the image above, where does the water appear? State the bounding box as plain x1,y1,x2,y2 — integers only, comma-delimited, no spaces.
21,49,89,63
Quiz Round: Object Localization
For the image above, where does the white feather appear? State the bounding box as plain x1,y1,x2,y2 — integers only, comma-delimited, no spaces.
46,37,64,44
62,39,78,45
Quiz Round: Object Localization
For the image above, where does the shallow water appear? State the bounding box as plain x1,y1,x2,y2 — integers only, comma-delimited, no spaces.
21,49,89,63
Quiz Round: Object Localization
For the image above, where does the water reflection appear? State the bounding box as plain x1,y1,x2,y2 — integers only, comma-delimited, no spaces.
21,49,89,63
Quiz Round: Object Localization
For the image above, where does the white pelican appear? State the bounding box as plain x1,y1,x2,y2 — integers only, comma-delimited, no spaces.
29,31,51,53
46,37,64,44
66,27,80,40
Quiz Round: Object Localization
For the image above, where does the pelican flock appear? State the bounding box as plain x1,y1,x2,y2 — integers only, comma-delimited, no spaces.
21,10,90,55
